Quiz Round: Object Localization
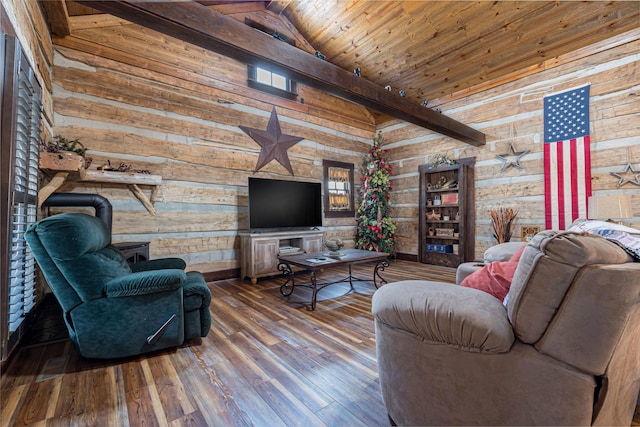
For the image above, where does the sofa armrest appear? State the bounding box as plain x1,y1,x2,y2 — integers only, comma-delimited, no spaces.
130,257,187,272
483,242,526,263
455,262,487,285
372,280,514,353
105,269,186,297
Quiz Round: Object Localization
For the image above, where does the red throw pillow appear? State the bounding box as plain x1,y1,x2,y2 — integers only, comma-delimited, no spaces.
459,244,526,301
460,262,518,301
509,245,526,263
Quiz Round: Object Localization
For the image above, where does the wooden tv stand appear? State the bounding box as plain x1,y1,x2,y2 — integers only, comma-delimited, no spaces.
240,230,324,283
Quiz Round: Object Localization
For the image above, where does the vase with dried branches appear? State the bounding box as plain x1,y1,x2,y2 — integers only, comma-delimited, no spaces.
490,208,518,244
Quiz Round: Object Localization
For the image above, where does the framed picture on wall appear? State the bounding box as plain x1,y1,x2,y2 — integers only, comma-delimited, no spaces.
521,226,541,242
323,159,355,218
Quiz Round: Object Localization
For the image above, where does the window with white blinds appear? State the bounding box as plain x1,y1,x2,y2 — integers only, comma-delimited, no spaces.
9,62,41,332
1,32,42,357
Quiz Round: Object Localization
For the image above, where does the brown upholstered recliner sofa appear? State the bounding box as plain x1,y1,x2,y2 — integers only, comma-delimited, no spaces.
372,230,640,426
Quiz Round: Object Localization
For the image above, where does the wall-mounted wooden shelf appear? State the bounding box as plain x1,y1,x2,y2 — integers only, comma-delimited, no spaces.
38,168,162,215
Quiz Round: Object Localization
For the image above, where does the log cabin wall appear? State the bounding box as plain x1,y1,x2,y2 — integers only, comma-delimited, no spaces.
48,9,374,277
1,0,53,132
383,32,640,260
6,0,638,274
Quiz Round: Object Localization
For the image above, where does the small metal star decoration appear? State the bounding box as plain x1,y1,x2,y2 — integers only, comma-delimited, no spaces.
239,106,303,175
496,143,530,172
610,162,640,187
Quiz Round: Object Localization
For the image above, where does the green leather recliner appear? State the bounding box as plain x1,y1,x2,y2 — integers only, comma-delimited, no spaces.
24,212,212,359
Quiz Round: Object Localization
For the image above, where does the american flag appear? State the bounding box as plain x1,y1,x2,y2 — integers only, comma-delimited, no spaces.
543,85,592,230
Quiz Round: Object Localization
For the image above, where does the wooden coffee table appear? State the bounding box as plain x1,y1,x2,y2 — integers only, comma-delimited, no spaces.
277,248,390,310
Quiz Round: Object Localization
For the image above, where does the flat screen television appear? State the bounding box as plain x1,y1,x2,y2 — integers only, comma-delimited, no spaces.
248,177,322,231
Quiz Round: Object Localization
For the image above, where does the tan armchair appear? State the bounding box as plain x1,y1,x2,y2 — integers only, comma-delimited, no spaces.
372,231,640,425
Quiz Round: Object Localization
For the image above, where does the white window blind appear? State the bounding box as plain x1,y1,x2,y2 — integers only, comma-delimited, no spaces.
2,35,42,344
8,55,41,333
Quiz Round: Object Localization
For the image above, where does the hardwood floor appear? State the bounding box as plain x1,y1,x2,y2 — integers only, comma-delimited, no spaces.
1,260,456,426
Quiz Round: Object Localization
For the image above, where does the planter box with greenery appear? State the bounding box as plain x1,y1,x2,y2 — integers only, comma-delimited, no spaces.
39,136,91,171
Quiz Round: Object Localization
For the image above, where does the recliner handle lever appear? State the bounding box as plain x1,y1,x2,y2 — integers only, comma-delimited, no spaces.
147,314,177,345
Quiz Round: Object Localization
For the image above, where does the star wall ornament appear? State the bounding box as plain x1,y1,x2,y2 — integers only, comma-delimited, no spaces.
496,143,530,172
239,107,303,175
610,162,640,187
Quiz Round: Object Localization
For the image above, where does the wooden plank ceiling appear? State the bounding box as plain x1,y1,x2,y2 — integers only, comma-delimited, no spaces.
41,1,639,144
280,1,640,104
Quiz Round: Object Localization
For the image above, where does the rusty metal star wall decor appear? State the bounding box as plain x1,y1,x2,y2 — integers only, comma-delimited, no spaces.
496,143,530,172
611,162,640,187
239,107,303,175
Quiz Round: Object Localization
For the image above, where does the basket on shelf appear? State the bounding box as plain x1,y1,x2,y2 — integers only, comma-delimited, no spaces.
435,228,454,237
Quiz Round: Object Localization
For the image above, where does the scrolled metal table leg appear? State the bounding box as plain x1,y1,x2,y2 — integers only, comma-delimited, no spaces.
348,264,355,291
278,262,295,296
310,271,318,310
373,260,389,288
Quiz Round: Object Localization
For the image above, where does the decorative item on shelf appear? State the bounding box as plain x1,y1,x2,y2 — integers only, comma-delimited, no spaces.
441,179,458,189
455,211,460,221
39,151,83,171
443,215,450,221
442,193,459,205
96,160,151,174
427,198,433,206
428,227,435,236
490,208,518,244
426,210,441,221
452,244,459,254
521,226,541,242
426,183,433,191
433,194,441,206
429,153,456,169
40,135,92,170
436,228,454,237
453,232,460,238
426,244,452,253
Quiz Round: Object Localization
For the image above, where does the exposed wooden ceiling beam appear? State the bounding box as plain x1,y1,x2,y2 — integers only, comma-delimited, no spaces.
40,0,71,37
77,1,486,146
266,1,293,15
69,13,129,31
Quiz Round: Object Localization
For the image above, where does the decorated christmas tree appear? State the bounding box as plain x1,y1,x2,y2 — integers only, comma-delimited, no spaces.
355,132,397,255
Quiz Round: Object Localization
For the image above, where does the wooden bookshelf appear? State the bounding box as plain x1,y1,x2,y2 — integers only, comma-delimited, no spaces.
418,157,475,268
